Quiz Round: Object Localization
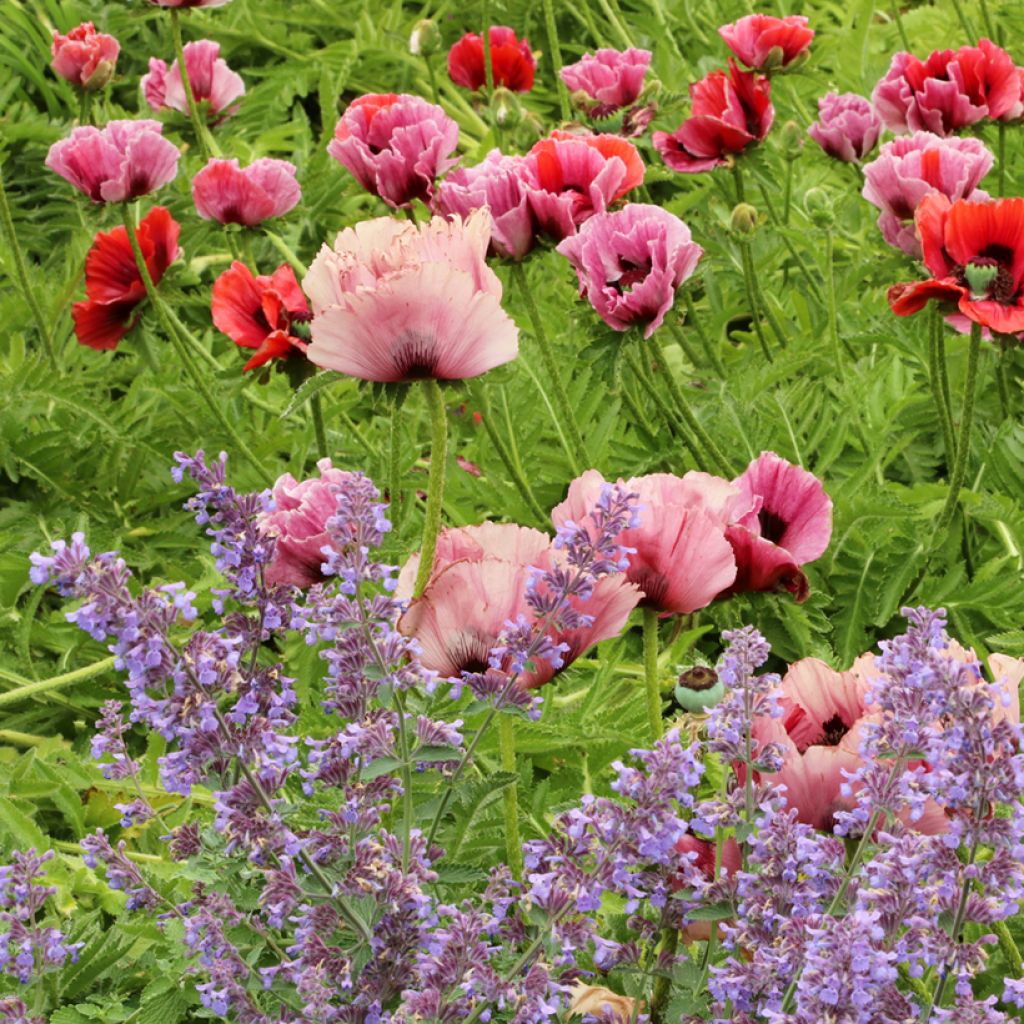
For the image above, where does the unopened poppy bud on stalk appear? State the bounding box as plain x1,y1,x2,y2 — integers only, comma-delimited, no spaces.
491,86,524,127
804,187,835,228
730,202,760,237
409,19,441,57
779,119,803,160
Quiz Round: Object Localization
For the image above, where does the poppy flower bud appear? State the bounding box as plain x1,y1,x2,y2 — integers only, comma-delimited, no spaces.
779,119,803,160
675,666,725,712
730,202,760,237
804,187,835,227
491,86,524,127
409,19,441,57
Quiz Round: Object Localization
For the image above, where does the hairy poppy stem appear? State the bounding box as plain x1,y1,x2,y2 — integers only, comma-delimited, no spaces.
310,391,328,460
412,378,448,599
388,399,404,528
78,90,91,126
889,0,911,50
643,607,663,742
481,0,494,93
262,228,305,276
681,292,726,376
498,714,523,879
541,0,571,121
169,10,218,160
928,308,957,467
649,924,679,1024
997,122,1007,197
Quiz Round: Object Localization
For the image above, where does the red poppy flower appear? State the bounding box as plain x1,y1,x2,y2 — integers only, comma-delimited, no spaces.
447,27,535,92
719,14,813,72
889,193,1024,334
71,206,181,351
211,261,310,372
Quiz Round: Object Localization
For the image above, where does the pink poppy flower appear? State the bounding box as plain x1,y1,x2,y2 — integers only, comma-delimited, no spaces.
51,22,119,91
328,93,459,210
559,47,652,118
141,40,244,119
447,27,536,93
525,131,645,242
552,470,738,615
861,132,992,257
46,119,180,204
807,92,882,163
719,14,814,71
434,150,537,260
303,210,518,382
147,0,232,8
192,158,301,226
556,203,703,338
653,60,773,174
258,459,356,587
720,451,832,603
397,523,641,688
872,40,1020,135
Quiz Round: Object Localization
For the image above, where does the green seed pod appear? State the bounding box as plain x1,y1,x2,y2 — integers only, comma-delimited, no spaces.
674,666,726,713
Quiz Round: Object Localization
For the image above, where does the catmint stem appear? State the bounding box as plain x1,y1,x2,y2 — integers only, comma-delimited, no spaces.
510,260,590,472
0,165,58,370
170,9,217,160
643,607,663,742
263,228,306,276
934,321,981,541
388,399,404,528
0,656,117,708
120,204,266,480
310,391,328,460
498,714,523,879
412,378,448,599
928,308,957,468
541,0,572,121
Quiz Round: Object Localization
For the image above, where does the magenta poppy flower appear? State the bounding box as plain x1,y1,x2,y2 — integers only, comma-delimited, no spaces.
559,47,652,117
653,60,773,174
434,150,537,260
192,158,300,226
51,22,119,91
142,40,244,120
807,92,882,163
327,92,459,210
861,132,992,257
303,210,518,382
397,523,641,688
552,470,738,615
258,459,356,587
447,26,536,92
556,203,703,338
46,119,180,204
719,14,814,71
872,40,1020,135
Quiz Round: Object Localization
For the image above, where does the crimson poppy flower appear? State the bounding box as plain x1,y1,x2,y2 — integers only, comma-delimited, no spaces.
447,27,535,92
211,261,310,372
719,14,814,72
71,206,181,351
889,193,1024,334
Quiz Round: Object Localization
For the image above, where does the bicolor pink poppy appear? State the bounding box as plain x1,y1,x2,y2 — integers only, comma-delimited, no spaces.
328,92,459,209
303,210,518,382
51,22,119,91
861,132,992,257
397,522,641,688
258,460,356,587
192,158,301,226
807,92,882,163
719,14,814,71
141,39,244,119
559,48,652,118
872,40,1020,135
552,470,738,615
46,119,180,203
556,203,703,338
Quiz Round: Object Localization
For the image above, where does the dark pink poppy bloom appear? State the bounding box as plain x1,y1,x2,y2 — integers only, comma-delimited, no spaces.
653,60,773,174
861,132,992,257
141,39,244,119
434,149,537,260
397,522,641,688
46,119,180,203
51,22,119,91
328,92,459,210
872,40,1020,135
719,14,813,71
556,203,703,338
192,158,301,226
258,460,356,587
552,470,738,615
807,92,882,163
447,26,536,92
559,47,652,117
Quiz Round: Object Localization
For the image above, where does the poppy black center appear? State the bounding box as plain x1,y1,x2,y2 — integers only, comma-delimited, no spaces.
815,712,849,747
757,508,788,544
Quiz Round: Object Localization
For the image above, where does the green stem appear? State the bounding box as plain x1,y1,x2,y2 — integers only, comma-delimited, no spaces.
481,0,494,93
996,345,1011,419
731,160,746,204
510,261,589,472
890,0,911,49
928,309,957,468
782,157,793,226
948,0,975,40
393,691,416,873
310,391,328,460
120,204,266,479
650,925,679,1024
978,0,997,39
424,56,440,105
78,90,91,125
412,379,448,599
389,399,404,528
738,240,773,363
593,0,635,48
643,607,663,742
0,657,116,708
997,122,1006,197
170,9,217,159
681,293,726,376
994,919,1023,976
541,0,571,120
263,228,306,276
0,165,57,370
824,229,844,374
498,714,523,879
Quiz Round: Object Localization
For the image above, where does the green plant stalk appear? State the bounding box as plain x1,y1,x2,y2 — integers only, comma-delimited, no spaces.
412,378,448,599
541,0,571,120
928,310,957,467
120,205,266,479
498,714,523,879
78,89,91,126
997,122,1006,197
592,0,635,48
823,229,844,373
681,292,726,376
649,924,679,1024
890,0,911,49
666,319,703,369
737,240,774,363
995,919,1023,976
482,0,494,93
978,0,997,39
0,166,58,370
170,10,218,159
948,0,975,40
388,399,404,527
393,691,416,873
996,346,1011,419
510,261,589,471
933,321,982,540
0,657,116,708
263,228,306,276
423,54,440,104
310,391,328,460
643,607,663,742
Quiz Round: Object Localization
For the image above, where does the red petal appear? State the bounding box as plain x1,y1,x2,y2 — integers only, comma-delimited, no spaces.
242,329,301,371
211,261,269,348
72,299,139,351
944,196,1024,292
888,278,965,316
